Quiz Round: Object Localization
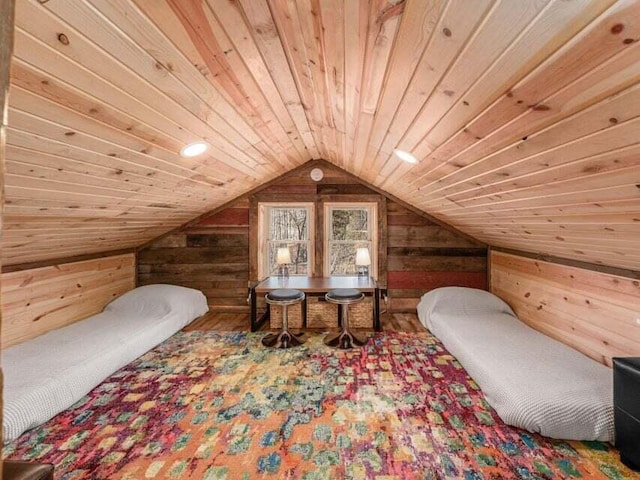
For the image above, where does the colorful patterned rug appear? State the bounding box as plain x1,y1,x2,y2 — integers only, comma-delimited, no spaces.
4,331,638,479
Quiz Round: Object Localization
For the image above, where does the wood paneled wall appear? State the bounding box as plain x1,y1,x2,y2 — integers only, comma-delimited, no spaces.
387,202,486,311
1,253,136,348
138,201,250,310
139,162,487,313
490,250,640,366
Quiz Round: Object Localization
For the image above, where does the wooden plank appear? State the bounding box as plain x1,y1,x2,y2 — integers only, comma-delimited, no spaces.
492,246,640,280
387,255,487,272
196,208,250,227
2,248,136,273
388,225,481,248
388,271,487,290
235,0,319,157
5,0,639,276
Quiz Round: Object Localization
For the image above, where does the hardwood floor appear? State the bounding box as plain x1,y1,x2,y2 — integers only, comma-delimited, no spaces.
184,311,426,333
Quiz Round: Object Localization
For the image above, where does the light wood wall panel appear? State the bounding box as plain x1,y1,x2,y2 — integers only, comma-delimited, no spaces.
490,250,640,367
1,253,135,348
5,0,640,274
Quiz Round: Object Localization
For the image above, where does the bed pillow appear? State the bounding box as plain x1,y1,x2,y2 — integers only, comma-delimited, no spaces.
418,286,515,320
105,283,209,320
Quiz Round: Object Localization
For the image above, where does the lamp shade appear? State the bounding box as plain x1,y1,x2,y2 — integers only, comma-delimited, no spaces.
355,247,371,266
276,247,292,265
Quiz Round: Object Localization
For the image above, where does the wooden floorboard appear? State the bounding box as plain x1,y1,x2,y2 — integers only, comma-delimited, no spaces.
183,311,426,333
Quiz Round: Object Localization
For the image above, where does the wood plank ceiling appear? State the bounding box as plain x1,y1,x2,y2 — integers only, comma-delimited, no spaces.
5,0,640,270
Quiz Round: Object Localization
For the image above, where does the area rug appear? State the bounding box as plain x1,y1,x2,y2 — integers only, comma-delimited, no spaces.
4,331,638,479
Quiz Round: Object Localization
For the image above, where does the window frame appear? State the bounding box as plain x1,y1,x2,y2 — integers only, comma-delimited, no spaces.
257,202,315,279
323,202,378,279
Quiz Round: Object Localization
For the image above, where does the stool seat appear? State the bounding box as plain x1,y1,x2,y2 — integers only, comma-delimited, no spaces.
326,288,364,301
3,461,54,480
266,289,305,302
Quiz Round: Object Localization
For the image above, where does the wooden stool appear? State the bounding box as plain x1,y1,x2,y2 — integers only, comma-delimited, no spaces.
3,461,54,480
262,289,305,348
324,288,366,349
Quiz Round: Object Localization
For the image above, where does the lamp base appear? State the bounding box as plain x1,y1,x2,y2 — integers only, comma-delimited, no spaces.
278,265,289,278
357,266,369,277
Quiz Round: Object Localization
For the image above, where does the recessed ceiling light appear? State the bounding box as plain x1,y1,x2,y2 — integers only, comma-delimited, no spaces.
180,141,209,158
394,149,418,164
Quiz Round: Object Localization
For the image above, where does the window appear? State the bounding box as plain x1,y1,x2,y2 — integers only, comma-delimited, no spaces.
258,203,314,278
324,203,377,278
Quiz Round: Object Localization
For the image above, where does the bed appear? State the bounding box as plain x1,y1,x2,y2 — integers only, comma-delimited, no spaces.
3,284,209,442
416,286,614,442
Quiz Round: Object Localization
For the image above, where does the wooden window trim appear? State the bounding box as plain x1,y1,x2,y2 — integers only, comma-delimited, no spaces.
257,202,315,280
323,202,379,279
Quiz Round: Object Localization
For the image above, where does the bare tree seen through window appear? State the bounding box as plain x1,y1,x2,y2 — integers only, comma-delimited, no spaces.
267,207,309,275
329,208,371,275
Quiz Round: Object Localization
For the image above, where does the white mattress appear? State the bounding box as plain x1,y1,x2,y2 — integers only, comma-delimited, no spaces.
417,287,614,442
3,284,209,442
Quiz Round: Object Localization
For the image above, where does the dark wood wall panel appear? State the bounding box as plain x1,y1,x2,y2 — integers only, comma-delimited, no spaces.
386,201,487,312
138,162,487,315
138,200,250,311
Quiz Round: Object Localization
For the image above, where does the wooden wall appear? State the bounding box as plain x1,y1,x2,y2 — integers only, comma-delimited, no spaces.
387,203,486,311
138,162,487,313
1,253,136,348
490,250,640,366
138,201,250,311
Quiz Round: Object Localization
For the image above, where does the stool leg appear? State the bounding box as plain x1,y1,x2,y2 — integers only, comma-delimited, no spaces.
324,303,366,349
282,304,288,331
262,303,305,349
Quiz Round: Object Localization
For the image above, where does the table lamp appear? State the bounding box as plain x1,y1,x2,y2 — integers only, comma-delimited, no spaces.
276,247,292,278
355,247,371,277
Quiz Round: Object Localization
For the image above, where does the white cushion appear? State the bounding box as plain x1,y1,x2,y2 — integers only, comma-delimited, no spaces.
3,284,208,442
417,287,614,442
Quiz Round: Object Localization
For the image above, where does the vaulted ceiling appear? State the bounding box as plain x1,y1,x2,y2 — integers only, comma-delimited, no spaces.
5,0,640,270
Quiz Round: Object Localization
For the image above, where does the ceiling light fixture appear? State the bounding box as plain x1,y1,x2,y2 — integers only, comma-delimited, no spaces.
394,149,418,164
180,141,209,158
